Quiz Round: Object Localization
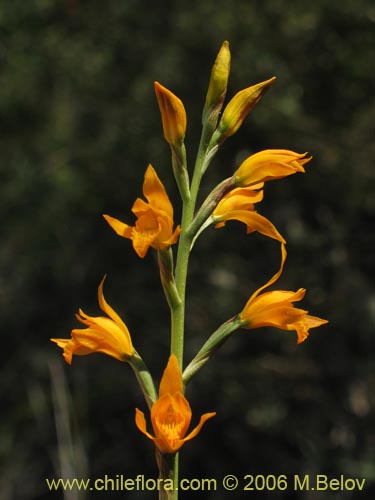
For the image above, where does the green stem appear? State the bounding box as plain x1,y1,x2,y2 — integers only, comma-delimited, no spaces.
156,451,179,500
171,144,190,204
172,453,179,498
158,249,181,311
166,121,222,500
128,351,157,410
182,316,242,385
171,117,221,367
187,176,236,243
171,205,193,365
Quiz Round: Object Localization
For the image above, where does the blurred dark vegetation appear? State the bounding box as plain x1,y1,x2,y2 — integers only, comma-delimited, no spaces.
1,0,374,499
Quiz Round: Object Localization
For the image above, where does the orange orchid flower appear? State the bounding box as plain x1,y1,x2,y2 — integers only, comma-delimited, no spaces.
234,149,311,187
239,244,328,343
212,185,286,244
51,277,134,364
135,355,216,454
103,165,181,258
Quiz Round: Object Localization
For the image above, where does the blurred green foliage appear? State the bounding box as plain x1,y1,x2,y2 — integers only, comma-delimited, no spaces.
1,0,374,498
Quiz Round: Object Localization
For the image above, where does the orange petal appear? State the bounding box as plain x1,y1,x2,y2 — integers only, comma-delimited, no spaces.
97,276,129,332
248,243,287,302
103,214,133,239
215,186,264,214
131,224,160,258
50,337,92,365
142,165,174,217
71,326,129,362
180,412,216,444
245,288,306,317
295,315,329,344
217,210,286,243
135,408,156,441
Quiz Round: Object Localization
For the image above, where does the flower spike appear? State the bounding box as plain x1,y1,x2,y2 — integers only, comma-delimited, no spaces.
51,276,134,364
135,355,216,454
103,164,181,258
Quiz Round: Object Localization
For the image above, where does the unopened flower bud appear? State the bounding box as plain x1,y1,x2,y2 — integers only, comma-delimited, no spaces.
154,81,187,145
204,40,231,114
218,77,276,139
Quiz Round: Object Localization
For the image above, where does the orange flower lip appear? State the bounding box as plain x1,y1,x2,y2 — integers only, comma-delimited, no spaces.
135,355,216,454
103,164,181,258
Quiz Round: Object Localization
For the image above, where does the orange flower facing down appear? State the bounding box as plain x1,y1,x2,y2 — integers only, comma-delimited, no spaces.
154,82,187,146
235,149,311,187
103,165,181,258
212,185,286,244
135,355,216,454
239,244,328,344
51,277,134,364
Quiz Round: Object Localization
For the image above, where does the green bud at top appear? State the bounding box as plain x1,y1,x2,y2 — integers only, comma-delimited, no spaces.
204,40,231,115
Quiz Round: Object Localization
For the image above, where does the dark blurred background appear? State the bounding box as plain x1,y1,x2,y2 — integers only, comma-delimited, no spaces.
1,0,374,499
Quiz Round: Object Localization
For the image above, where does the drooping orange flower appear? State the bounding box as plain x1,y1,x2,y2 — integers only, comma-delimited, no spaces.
135,355,216,454
51,277,134,364
212,185,286,244
103,165,181,258
234,149,311,187
154,82,187,146
239,244,328,344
